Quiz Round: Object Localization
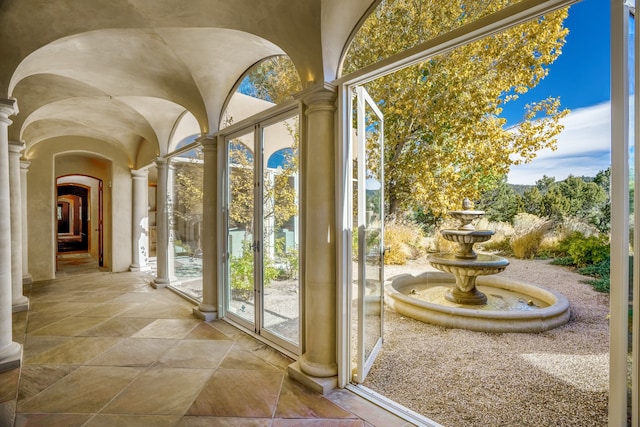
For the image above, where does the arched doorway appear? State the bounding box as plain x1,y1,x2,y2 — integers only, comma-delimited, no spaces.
56,176,103,267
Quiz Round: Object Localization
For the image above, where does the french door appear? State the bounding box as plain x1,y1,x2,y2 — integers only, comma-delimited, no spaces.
352,86,385,383
224,110,300,354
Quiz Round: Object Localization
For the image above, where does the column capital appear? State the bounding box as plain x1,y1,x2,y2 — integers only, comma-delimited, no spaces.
155,157,168,168
131,168,149,179
297,83,337,112
0,98,18,125
196,134,217,149
20,160,30,171
8,140,25,155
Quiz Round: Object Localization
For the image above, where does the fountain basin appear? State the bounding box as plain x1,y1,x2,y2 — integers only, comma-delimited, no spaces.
385,271,570,333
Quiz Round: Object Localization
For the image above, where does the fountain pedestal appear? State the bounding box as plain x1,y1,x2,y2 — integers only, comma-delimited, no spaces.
428,198,509,305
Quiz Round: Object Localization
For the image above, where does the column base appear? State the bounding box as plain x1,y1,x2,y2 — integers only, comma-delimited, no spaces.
12,296,29,313
129,264,151,272
0,342,21,373
298,352,338,378
151,278,170,289
288,361,337,395
193,307,218,321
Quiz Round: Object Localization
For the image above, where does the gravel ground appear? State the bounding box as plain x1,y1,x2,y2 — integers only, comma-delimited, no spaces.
365,256,610,427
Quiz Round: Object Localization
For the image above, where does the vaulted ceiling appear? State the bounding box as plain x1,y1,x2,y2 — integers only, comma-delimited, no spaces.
0,0,377,167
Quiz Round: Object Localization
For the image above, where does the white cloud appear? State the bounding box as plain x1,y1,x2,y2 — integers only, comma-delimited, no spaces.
508,101,612,184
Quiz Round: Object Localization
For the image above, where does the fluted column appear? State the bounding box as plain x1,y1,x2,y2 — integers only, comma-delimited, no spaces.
193,135,218,321
0,98,22,371
297,86,338,379
130,169,149,272
152,158,170,288
8,141,28,312
20,160,31,285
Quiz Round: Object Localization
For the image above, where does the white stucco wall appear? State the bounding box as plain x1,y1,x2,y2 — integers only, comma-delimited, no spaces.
25,137,132,280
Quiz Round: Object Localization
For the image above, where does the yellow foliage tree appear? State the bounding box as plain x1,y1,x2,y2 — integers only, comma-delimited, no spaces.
344,0,570,217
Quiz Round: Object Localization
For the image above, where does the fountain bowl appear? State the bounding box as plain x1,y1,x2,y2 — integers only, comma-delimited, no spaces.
385,271,570,333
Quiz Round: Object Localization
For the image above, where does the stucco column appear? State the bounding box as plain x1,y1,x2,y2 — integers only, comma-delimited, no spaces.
167,160,176,281
297,86,338,379
130,169,149,272
0,98,23,371
152,158,170,288
193,135,218,321
20,160,31,285
8,141,28,312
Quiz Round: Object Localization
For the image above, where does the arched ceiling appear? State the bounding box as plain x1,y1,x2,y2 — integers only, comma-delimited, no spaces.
0,0,376,167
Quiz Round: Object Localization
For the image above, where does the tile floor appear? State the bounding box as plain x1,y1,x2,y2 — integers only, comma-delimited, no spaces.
0,255,414,426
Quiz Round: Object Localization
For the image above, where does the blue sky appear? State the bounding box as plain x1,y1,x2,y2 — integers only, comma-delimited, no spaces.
505,0,613,184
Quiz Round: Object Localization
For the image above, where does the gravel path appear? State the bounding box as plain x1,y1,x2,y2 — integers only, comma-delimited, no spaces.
365,257,610,427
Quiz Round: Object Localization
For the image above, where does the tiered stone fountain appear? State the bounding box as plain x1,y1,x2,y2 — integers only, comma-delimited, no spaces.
385,199,570,333
428,198,509,305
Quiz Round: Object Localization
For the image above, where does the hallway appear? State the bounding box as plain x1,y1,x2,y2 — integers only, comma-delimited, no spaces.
0,258,412,426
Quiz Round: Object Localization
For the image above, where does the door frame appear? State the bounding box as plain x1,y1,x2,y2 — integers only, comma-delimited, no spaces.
220,102,303,357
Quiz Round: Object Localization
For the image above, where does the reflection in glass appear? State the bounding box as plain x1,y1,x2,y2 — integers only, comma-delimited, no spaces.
171,146,204,300
262,116,300,345
227,134,256,324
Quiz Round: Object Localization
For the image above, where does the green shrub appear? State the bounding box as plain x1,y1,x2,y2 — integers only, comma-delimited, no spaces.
578,257,610,293
230,240,279,299
557,233,610,268
551,256,574,266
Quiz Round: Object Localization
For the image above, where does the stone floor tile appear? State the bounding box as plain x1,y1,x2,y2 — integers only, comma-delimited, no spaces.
183,323,233,340
76,302,142,317
155,339,234,369
14,413,91,427
21,336,70,361
25,313,72,333
272,419,365,426
17,365,78,402
118,303,194,319
0,368,19,403
131,319,201,339
87,338,176,367
84,414,182,427
79,317,155,337
101,367,213,415
326,389,413,427
0,400,15,426
178,417,272,426
275,377,355,419
28,301,95,316
186,369,284,417
29,316,108,336
109,292,170,304
18,366,141,414
219,348,282,371
24,336,119,365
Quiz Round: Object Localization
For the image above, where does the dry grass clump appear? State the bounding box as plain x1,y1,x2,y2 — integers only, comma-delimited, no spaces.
510,213,553,259
538,216,601,256
475,218,514,253
384,220,425,265
433,220,459,254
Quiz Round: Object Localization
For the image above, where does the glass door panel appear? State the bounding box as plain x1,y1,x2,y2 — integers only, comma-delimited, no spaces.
226,131,256,326
171,146,204,300
355,85,384,383
261,115,300,346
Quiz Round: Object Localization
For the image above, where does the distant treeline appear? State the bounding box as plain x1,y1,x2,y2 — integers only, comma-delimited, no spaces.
475,168,612,233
